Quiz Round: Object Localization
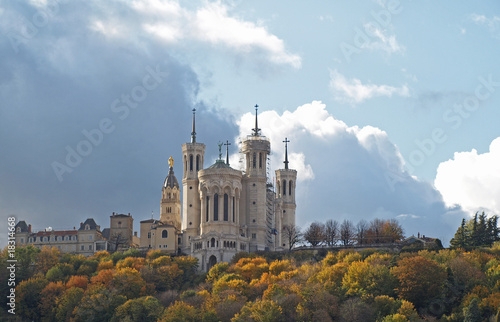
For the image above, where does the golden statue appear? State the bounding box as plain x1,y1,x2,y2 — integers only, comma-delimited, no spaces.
168,156,174,168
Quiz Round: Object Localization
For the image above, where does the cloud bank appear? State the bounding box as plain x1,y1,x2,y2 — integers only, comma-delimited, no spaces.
235,101,465,243
435,137,500,216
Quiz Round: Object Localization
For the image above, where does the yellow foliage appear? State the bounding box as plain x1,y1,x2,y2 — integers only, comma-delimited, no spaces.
116,256,145,271
97,260,114,271
150,255,172,268
269,260,294,276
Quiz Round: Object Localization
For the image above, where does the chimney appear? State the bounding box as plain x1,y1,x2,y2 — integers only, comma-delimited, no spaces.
134,231,138,237
418,232,420,239
128,213,130,216
28,224,32,233
112,212,115,216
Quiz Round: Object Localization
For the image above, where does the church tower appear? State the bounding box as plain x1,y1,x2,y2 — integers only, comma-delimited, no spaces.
241,105,271,251
182,109,205,251
275,138,297,251
160,156,181,230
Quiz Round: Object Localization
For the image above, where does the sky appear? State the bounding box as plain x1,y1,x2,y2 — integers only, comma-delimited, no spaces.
1,0,500,247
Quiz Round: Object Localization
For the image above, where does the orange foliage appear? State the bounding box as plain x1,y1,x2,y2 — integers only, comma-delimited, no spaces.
90,269,116,287
66,275,88,289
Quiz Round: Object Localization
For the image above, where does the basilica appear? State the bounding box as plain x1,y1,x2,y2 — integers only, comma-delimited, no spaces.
140,106,297,271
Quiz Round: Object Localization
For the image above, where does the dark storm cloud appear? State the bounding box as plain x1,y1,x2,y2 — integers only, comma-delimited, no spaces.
0,0,237,244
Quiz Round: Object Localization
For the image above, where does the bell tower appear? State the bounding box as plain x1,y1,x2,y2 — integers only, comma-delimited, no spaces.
241,105,271,251
275,138,297,251
161,156,181,230
182,109,205,250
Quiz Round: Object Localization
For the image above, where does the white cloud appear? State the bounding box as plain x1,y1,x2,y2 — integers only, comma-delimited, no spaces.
329,70,410,105
362,24,405,54
192,2,301,68
435,137,500,215
89,0,301,68
470,14,500,38
233,101,465,243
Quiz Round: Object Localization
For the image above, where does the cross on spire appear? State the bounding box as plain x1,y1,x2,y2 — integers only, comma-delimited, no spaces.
191,108,196,143
252,104,261,136
283,138,290,169
224,140,231,165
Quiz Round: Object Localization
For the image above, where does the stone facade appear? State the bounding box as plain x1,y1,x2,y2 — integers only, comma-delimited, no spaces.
141,107,297,271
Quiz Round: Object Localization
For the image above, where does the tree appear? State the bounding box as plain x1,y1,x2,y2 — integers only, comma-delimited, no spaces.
383,219,404,243
342,261,396,297
109,233,129,252
112,296,164,322
391,256,447,308
463,297,482,322
74,285,127,322
340,219,355,246
160,301,198,322
304,222,326,247
282,225,302,250
450,218,468,249
367,218,385,244
325,219,339,246
16,275,48,320
55,287,84,321
356,220,369,245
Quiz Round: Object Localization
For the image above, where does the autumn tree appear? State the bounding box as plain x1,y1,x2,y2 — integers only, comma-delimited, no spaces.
55,287,84,321
304,222,326,247
39,281,65,320
16,274,48,320
73,285,126,322
342,261,396,297
391,256,447,308
112,296,164,322
340,219,355,246
282,225,302,250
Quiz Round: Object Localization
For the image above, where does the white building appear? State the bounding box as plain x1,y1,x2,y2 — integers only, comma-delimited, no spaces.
141,106,297,271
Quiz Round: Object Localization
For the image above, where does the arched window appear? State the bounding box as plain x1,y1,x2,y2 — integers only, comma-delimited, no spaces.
252,153,256,168
259,153,262,168
213,193,219,221
189,154,193,171
206,196,210,222
196,155,200,171
223,194,229,221
162,230,168,238
289,180,292,196
211,238,215,247
283,180,287,196
232,197,235,222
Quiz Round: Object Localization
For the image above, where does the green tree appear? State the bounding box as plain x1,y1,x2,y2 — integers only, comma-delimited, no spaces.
463,297,482,322
16,274,48,320
112,296,163,322
55,287,84,321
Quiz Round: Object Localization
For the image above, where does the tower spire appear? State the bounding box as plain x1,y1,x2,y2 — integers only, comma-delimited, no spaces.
224,140,231,165
252,104,261,136
191,108,196,143
283,138,290,169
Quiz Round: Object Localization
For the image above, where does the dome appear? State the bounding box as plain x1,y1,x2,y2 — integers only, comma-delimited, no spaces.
207,159,231,169
163,167,179,189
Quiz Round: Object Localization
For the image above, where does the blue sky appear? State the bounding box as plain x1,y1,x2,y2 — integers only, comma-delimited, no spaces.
1,0,499,247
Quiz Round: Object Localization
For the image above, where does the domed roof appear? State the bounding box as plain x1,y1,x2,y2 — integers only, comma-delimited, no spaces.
163,156,179,189
163,167,179,189
207,159,231,169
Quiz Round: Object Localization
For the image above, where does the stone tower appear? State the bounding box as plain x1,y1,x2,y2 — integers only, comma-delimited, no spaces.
275,138,297,251
240,105,271,251
182,109,205,252
160,156,181,230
